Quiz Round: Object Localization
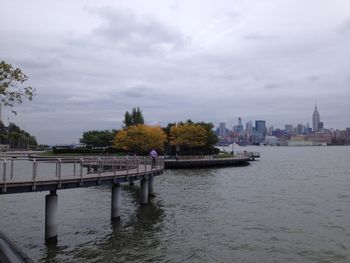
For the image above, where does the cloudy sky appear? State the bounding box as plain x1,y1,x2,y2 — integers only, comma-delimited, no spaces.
1,0,350,144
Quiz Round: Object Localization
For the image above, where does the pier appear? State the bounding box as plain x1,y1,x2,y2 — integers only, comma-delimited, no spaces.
164,152,259,169
0,156,164,242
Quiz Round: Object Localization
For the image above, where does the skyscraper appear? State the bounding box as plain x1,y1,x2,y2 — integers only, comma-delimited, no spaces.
219,122,226,138
312,105,320,132
255,120,266,135
246,121,253,135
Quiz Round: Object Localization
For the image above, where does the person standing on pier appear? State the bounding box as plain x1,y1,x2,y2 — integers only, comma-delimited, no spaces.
149,149,158,168
150,149,157,168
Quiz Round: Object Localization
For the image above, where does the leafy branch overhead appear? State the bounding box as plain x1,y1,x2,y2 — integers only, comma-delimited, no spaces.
0,60,35,113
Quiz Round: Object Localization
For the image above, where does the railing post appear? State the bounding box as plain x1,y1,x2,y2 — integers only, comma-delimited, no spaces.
80,158,84,186
2,160,7,193
113,157,117,181
55,161,59,178
10,159,14,180
144,157,147,172
73,160,76,176
32,159,37,191
98,158,102,183
88,159,91,174
58,158,62,188
126,157,129,177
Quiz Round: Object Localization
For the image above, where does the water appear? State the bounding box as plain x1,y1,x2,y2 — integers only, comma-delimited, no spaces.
1,146,350,262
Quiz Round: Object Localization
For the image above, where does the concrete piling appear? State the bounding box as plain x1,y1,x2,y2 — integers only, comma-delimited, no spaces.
148,175,155,197
45,190,58,242
111,184,121,220
140,178,148,205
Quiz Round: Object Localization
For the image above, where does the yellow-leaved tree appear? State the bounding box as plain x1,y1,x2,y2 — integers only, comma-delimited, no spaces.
114,124,166,154
169,123,207,148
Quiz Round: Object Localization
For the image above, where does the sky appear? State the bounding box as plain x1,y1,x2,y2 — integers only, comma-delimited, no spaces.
1,0,350,144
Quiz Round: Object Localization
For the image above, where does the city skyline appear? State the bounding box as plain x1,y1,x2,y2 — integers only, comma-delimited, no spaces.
216,105,334,132
1,0,350,144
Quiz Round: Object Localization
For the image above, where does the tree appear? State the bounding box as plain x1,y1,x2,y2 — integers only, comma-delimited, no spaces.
170,123,207,148
114,124,166,154
196,122,218,147
0,61,35,112
80,130,117,148
123,107,144,128
0,122,37,149
165,121,219,155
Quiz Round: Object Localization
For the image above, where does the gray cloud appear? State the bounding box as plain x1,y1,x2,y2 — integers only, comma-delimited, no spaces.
263,83,279,90
87,7,188,55
243,32,278,41
307,75,320,82
338,19,350,34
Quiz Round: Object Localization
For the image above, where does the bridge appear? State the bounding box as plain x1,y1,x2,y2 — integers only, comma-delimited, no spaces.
0,156,164,242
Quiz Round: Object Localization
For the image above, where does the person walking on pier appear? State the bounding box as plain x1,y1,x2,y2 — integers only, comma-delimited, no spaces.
150,149,157,168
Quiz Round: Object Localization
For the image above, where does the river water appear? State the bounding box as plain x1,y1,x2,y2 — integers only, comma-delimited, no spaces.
0,146,349,262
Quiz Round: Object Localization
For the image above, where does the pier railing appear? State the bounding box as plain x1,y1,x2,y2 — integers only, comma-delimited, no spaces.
0,156,164,193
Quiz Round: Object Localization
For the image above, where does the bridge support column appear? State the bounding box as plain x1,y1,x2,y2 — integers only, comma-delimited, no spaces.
111,183,121,220
148,175,155,197
45,190,58,242
140,178,148,205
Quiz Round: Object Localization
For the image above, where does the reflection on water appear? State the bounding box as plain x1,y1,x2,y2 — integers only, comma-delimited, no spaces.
0,146,350,262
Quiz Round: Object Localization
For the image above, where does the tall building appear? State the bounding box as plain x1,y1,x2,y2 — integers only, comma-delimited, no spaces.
245,121,253,135
297,123,304,135
255,120,266,135
268,126,274,136
255,120,266,143
285,124,293,134
235,117,244,135
219,122,226,138
312,105,320,132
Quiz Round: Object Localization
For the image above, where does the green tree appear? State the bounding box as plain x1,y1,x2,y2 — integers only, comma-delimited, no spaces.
123,107,144,128
0,61,35,112
196,122,218,147
2,122,38,149
80,130,117,148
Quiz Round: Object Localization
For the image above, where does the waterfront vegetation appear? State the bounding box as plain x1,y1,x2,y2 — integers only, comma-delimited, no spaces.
114,124,166,155
0,121,37,149
44,108,219,156
0,61,35,113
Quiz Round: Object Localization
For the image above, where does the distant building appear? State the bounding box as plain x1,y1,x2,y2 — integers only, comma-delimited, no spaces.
268,126,274,136
235,117,244,135
254,120,266,143
307,131,332,145
264,136,277,146
318,122,324,130
312,105,320,132
297,123,305,135
288,135,313,146
285,124,293,134
216,122,229,138
245,121,253,135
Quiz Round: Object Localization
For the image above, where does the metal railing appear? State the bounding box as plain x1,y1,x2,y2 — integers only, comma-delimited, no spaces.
0,156,164,193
